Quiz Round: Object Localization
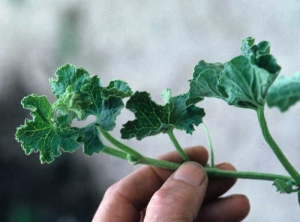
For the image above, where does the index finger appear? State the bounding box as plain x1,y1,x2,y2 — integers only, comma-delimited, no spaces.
92,146,208,222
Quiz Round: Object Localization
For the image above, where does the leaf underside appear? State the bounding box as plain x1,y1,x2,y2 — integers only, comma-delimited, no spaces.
189,37,281,110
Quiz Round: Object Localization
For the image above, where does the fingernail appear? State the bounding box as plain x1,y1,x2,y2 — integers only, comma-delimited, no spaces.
173,162,206,187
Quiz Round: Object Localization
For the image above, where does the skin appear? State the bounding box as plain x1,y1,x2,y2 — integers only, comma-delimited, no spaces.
93,146,250,222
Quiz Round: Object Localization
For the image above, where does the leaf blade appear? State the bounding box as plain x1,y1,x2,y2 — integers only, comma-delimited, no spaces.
15,94,80,163
121,90,205,140
267,73,300,112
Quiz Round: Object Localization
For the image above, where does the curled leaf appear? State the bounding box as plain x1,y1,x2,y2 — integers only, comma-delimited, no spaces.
189,37,281,110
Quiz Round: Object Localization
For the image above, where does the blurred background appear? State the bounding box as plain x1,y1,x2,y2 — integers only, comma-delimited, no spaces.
1,0,300,221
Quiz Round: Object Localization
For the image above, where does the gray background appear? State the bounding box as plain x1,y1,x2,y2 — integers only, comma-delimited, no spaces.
2,0,300,221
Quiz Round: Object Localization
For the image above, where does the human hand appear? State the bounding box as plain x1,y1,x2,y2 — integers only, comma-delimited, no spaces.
92,146,250,222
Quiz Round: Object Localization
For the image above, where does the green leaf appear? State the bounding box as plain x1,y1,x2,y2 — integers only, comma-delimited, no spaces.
102,80,133,98
218,55,277,109
17,64,130,162
188,61,225,104
15,94,79,163
273,179,293,194
193,60,224,79
267,73,300,112
51,64,125,131
52,85,90,120
188,37,280,110
77,124,104,156
81,76,125,131
121,90,205,140
50,64,90,98
50,64,92,121
241,37,281,75
241,37,269,59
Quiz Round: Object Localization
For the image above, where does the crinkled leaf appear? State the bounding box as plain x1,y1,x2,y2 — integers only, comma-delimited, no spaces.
267,73,300,112
193,60,224,79
102,80,133,98
15,94,80,163
50,64,90,98
52,86,90,120
51,65,92,121
51,65,125,131
242,37,269,60
77,124,104,156
241,37,281,75
121,90,205,140
188,37,281,110
16,64,130,163
188,61,226,104
81,76,124,131
218,55,278,109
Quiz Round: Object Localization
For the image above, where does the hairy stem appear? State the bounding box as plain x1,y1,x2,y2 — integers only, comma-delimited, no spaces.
257,107,300,184
167,130,190,161
202,122,214,167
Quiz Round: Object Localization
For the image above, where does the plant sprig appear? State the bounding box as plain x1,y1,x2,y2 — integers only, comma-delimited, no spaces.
16,37,300,206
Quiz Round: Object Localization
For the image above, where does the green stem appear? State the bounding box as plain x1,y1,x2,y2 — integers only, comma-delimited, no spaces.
99,126,143,159
257,107,300,184
139,156,292,182
205,168,291,182
167,130,190,161
102,145,128,160
202,122,214,167
102,143,292,182
141,156,181,170
99,118,294,184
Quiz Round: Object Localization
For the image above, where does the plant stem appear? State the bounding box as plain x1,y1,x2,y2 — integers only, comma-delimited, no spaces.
257,107,300,184
167,130,190,161
141,156,181,170
99,119,294,184
99,126,143,159
205,168,291,182
137,155,292,182
102,145,128,160
101,146,292,182
202,122,214,167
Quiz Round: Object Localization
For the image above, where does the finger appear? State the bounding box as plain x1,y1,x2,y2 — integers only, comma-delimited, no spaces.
93,146,208,222
204,163,237,202
144,162,208,222
151,146,209,181
196,194,250,222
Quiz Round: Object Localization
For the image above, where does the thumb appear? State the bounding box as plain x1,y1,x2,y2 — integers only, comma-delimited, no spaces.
144,162,208,222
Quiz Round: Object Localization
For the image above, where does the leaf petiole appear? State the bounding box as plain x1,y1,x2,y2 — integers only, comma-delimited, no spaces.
98,126,143,159
257,106,300,184
102,145,128,160
167,130,190,161
202,122,214,167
